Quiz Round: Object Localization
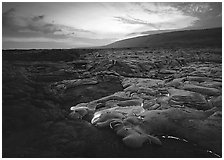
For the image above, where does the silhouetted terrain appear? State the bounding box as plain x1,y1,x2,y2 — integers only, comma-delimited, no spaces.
105,28,222,48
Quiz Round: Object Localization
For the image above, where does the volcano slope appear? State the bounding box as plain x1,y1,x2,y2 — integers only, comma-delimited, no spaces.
2,47,222,158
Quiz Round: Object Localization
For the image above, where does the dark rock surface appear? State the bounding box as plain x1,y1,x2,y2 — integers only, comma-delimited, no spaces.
2,47,222,158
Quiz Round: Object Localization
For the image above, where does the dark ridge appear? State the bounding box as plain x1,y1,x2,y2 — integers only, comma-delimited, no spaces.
104,28,222,49
2,49,99,62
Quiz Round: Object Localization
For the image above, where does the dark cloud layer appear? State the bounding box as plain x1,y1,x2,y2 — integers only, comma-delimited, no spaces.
32,15,45,22
2,8,93,36
2,8,16,28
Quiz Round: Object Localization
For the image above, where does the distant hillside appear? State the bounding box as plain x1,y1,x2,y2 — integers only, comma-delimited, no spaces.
104,28,222,48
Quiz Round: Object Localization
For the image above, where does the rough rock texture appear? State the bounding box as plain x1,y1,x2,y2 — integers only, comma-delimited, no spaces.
71,90,221,154
3,47,222,158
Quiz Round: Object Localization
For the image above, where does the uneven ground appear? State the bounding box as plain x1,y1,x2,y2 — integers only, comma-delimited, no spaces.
2,47,222,157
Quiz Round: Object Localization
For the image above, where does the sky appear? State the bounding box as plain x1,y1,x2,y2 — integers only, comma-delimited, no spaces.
2,2,222,49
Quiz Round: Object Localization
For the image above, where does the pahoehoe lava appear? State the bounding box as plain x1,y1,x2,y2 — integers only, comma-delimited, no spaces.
3,46,222,157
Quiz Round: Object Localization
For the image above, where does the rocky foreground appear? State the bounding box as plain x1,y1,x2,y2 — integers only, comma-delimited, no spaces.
2,48,222,157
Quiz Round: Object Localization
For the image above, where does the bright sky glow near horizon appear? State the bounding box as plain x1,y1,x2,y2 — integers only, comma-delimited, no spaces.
2,2,222,49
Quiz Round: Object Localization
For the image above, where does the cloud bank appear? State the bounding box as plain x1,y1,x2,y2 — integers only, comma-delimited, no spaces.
2,2,221,49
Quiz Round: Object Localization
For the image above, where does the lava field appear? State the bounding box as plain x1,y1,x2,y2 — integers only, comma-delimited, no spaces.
2,47,222,158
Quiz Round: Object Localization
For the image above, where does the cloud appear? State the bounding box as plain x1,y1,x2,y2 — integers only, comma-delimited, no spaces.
2,8,113,48
2,2,221,49
137,3,179,15
3,37,65,43
169,2,213,15
32,15,45,21
169,2,222,29
114,16,160,29
114,15,184,31
2,8,20,29
2,8,94,37
113,2,201,31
